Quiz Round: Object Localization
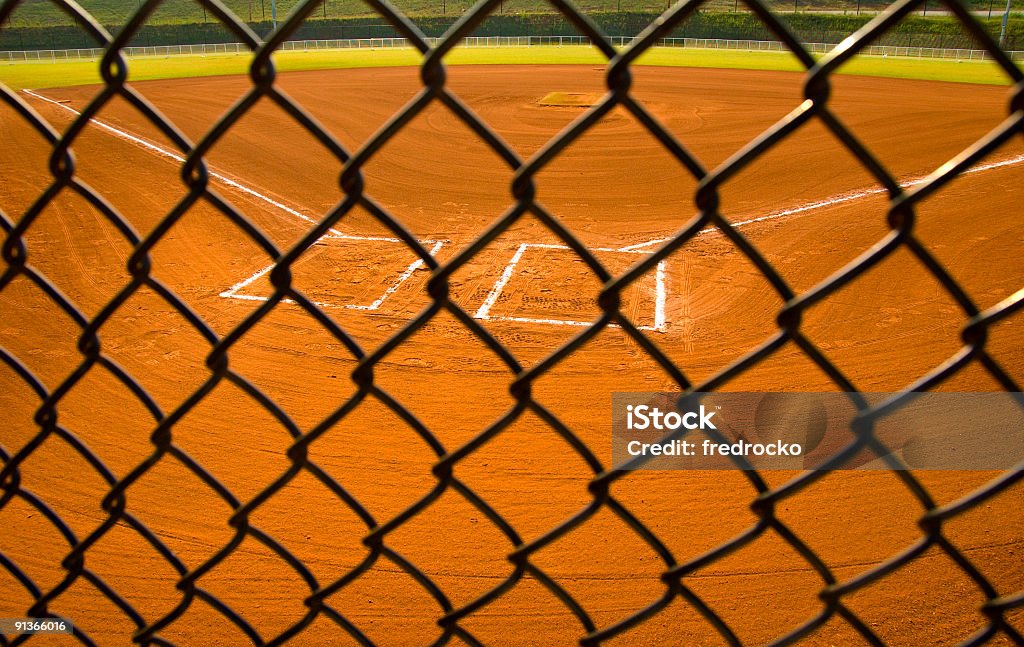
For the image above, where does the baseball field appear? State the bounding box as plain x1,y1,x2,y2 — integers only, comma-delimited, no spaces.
2,42,1023,645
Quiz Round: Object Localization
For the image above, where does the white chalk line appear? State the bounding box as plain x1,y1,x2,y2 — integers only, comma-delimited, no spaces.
347,240,445,310
474,243,529,320
521,241,639,254
481,315,659,331
475,243,669,332
618,151,1024,252
654,260,666,332
220,263,276,301
22,89,428,245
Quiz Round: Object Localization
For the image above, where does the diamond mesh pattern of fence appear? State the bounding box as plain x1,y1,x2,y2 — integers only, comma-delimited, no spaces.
1,0,1023,645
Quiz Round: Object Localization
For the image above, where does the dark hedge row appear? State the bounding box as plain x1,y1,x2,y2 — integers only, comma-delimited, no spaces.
1,11,1020,51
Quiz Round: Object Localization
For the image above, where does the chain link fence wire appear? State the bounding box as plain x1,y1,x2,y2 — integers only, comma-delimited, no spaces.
1,0,1023,644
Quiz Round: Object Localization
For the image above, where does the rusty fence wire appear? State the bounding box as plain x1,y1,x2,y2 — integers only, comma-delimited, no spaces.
1,0,1023,644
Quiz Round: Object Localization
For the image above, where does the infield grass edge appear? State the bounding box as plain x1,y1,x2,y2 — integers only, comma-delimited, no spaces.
0,44,1015,90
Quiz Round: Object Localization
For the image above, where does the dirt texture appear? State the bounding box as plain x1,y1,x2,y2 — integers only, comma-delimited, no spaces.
1,64,1023,645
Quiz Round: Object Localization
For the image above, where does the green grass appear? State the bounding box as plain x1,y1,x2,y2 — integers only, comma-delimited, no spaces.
635,46,1015,84
0,44,1014,91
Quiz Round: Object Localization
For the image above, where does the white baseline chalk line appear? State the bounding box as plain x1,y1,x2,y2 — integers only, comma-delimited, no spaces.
618,151,1024,252
220,240,446,311
475,243,668,332
22,89,439,246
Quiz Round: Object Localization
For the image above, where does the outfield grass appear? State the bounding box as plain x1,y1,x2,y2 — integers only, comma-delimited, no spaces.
0,44,1014,91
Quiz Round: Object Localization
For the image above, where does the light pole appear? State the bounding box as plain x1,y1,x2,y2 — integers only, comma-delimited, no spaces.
272,0,278,30
999,0,1011,47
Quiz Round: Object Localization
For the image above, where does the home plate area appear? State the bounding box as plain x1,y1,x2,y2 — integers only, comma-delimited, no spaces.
220,235,668,332
475,243,667,332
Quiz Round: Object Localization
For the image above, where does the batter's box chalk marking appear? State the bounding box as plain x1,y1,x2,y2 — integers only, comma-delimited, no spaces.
474,243,668,332
220,238,445,311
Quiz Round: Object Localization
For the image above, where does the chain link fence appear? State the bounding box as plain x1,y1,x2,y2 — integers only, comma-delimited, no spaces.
1,0,1023,644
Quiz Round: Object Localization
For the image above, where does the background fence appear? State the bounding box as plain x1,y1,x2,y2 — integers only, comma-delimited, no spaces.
1,0,1023,644
3,34,1023,60
2,8,1023,51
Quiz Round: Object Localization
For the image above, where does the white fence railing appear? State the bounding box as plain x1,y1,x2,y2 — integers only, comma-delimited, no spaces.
2,36,1022,62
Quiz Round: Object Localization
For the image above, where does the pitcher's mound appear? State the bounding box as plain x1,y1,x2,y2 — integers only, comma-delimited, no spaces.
538,91,601,107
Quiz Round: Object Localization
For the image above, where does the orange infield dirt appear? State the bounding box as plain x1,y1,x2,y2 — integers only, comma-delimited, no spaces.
2,64,1024,645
